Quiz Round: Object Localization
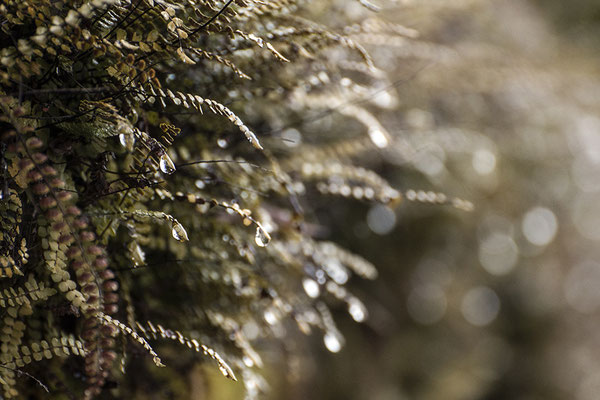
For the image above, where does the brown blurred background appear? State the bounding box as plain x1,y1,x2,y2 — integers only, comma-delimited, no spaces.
203,1,600,399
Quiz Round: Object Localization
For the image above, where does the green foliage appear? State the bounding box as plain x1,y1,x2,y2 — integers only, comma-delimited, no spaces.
0,1,471,398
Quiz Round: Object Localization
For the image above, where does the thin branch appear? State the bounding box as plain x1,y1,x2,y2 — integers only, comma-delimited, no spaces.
0,365,49,393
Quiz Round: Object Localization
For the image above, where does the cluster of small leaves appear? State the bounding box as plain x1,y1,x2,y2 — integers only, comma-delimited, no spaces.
0,0,470,398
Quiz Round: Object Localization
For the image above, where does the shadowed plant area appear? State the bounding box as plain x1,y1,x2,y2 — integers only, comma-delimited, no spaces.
1,0,599,399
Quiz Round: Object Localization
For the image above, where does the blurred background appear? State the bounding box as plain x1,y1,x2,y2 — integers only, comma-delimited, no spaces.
204,0,600,399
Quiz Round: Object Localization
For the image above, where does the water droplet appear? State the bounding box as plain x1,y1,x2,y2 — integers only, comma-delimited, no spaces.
368,127,389,149
119,132,135,151
302,278,320,298
348,300,367,322
129,242,145,267
522,207,558,246
171,222,189,241
472,148,497,175
367,204,396,235
243,356,254,367
282,128,302,148
159,153,176,174
217,138,228,148
372,90,395,109
263,310,278,325
323,259,349,285
323,331,343,353
254,226,271,247
478,232,518,276
315,269,327,285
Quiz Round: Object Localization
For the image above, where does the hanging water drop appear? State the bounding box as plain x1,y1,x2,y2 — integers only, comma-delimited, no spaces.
323,331,344,353
302,278,320,298
368,126,389,149
263,309,278,325
171,221,189,241
217,138,228,148
323,259,349,285
348,300,367,323
159,153,176,174
254,226,271,247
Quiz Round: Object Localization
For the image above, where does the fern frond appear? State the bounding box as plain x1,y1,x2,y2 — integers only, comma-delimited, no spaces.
135,321,237,380
97,313,164,367
0,275,57,309
8,335,87,368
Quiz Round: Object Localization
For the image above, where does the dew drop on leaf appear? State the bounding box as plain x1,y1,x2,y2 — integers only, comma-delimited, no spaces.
255,226,271,247
119,133,135,151
159,153,176,174
171,221,189,241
